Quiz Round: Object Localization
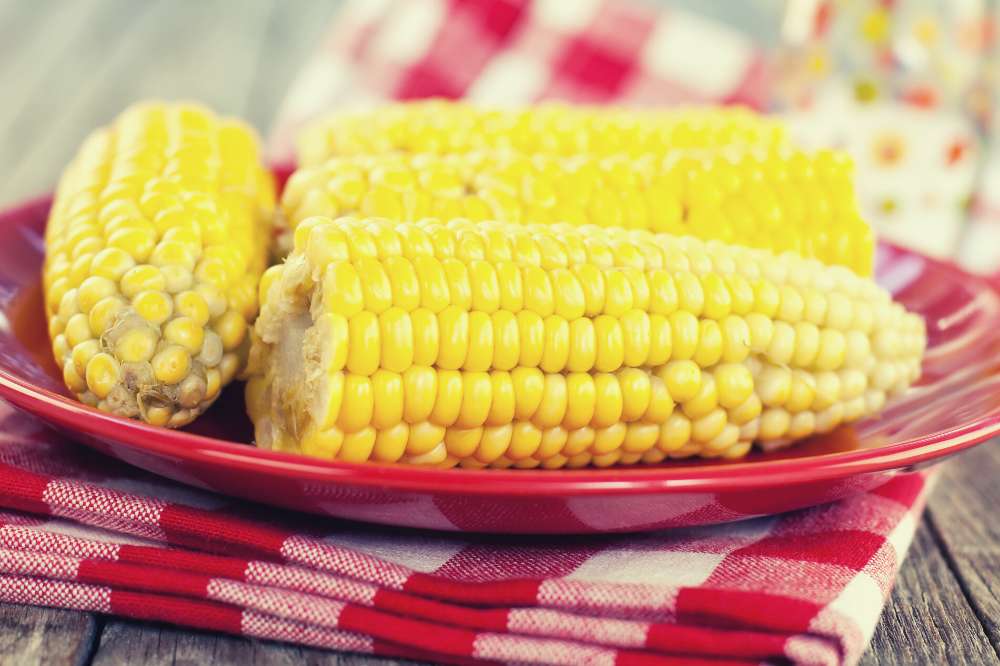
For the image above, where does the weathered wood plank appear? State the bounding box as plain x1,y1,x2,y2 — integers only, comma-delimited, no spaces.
92,619,430,666
0,0,162,206
926,443,1000,657
0,0,343,208
0,603,97,666
0,0,130,111
860,518,999,665
0,0,274,207
110,0,275,114
0,0,68,84
0,0,149,205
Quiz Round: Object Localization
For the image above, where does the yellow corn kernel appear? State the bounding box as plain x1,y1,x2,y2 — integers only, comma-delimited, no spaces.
132,290,173,325
164,316,205,354
151,346,191,384
120,265,166,298
76,276,117,313
175,290,211,327
301,426,344,459
64,313,94,349
205,368,222,400
71,339,101,378
114,327,158,363
85,352,120,399
63,361,88,394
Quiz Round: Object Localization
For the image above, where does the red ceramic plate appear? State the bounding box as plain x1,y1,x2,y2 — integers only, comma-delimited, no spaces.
1,189,998,534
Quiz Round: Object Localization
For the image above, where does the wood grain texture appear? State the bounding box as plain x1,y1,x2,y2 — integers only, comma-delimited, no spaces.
0,603,98,666
926,443,1000,658
861,516,999,666
0,0,160,205
0,0,342,206
93,620,429,666
243,0,345,133
6,0,264,197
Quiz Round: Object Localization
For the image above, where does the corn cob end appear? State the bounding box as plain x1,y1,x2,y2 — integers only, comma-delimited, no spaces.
44,102,275,427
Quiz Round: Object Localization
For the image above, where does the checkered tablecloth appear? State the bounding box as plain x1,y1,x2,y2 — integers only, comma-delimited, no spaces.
0,1,938,664
0,404,930,665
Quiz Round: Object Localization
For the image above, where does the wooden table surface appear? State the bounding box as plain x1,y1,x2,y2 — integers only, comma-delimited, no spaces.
0,1,997,664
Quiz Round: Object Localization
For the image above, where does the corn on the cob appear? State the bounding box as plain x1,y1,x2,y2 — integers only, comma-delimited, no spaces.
44,102,275,427
245,216,925,468
296,100,786,167
281,148,872,275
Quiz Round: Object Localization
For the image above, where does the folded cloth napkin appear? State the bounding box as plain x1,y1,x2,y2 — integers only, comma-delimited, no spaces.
0,404,930,666
1,1,934,665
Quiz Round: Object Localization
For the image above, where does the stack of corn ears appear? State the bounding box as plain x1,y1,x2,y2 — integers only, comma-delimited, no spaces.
44,100,926,469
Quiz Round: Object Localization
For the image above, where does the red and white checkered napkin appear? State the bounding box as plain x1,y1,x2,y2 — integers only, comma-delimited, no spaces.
0,403,931,665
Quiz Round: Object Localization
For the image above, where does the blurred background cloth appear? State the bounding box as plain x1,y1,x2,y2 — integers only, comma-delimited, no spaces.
775,0,999,272
271,0,1000,274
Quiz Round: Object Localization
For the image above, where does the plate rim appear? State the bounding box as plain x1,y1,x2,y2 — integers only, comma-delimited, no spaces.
2,192,998,498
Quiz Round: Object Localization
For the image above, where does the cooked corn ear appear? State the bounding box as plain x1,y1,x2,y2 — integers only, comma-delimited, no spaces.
281,148,872,274
296,100,786,167
44,102,275,427
245,216,925,468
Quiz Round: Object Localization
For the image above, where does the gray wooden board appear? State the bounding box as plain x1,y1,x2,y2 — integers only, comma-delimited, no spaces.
861,519,999,666
926,443,1000,656
92,619,426,666
0,603,98,666
0,1,997,664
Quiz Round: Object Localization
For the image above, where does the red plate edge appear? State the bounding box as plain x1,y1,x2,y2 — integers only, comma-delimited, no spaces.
1,191,998,498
